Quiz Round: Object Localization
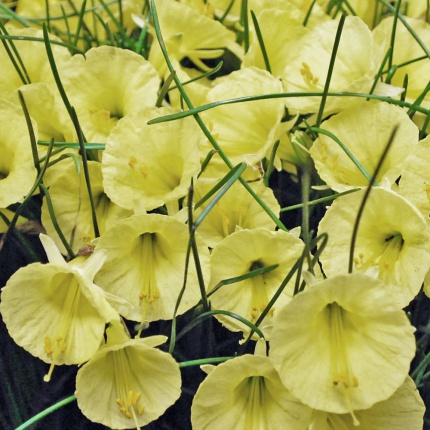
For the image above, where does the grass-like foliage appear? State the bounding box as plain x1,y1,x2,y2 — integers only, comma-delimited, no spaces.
0,0,430,429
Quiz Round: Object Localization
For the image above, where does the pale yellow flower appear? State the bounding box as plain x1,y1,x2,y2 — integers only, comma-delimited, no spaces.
93,213,210,324
192,179,280,248
0,98,37,208
9,82,76,145
281,16,385,115
243,5,328,77
399,134,430,218
60,45,159,142
309,376,424,430
148,0,237,76
0,27,70,98
208,228,304,338
373,16,430,131
41,158,132,254
0,234,119,382
76,320,181,429
102,107,202,212
318,187,430,307
310,101,419,192
200,67,286,166
191,353,312,430
270,272,416,416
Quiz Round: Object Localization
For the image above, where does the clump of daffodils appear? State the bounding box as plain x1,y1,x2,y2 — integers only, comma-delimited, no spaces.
0,0,429,429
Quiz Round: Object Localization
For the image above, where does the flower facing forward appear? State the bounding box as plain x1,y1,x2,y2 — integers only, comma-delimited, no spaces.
269,273,416,419
309,376,424,430
0,234,119,382
93,213,209,325
208,228,304,338
76,320,181,429
317,187,430,307
102,107,203,212
61,45,160,142
191,349,312,430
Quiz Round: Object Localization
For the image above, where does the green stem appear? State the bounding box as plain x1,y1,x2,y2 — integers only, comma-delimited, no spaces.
15,396,76,430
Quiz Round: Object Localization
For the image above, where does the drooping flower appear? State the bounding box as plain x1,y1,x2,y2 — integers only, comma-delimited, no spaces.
93,213,210,325
269,272,416,417
75,320,181,430
0,234,119,382
102,107,202,212
41,158,132,254
0,98,37,208
191,352,312,430
317,187,430,307
309,376,425,430
309,101,419,192
208,228,304,338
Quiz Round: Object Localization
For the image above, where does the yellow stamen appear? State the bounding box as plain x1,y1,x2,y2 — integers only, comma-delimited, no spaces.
300,62,319,88
44,275,81,382
113,349,144,430
243,376,268,429
248,261,271,323
326,301,360,425
353,233,403,279
137,233,160,336
128,156,138,169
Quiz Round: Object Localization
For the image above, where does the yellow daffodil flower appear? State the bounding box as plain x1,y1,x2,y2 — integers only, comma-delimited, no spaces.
192,179,280,248
93,213,210,326
310,101,419,192
60,45,159,142
191,353,312,430
208,228,304,338
75,320,181,430
270,272,416,419
0,98,37,208
0,27,70,98
102,107,202,212
309,376,424,429
399,134,430,218
318,187,430,307
200,67,286,166
0,234,119,382
148,0,237,76
282,16,385,115
41,158,133,254
373,16,430,131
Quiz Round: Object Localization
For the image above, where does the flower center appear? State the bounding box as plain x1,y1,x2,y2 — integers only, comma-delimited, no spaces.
300,61,320,88
325,301,359,425
43,274,81,382
248,261,273,322
113,348,145,429
353,232,404,280
243,376,269,429
137,233,160,334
